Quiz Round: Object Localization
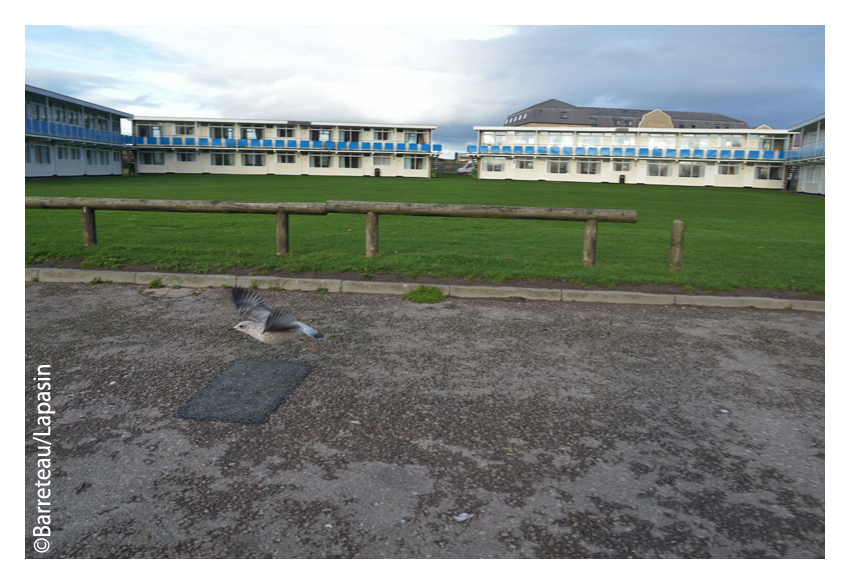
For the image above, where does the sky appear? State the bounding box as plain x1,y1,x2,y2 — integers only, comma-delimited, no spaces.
25,24,825,156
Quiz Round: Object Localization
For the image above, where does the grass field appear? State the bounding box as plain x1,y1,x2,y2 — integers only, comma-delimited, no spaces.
25,174,825,294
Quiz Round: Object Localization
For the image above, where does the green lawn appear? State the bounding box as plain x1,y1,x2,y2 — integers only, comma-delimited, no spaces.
25,174,825,294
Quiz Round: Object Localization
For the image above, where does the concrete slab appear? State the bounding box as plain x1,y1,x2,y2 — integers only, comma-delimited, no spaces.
151,273,238,288
562,290,676,304
675,295,792,310
234,276,287,289
341,281,450,296
36,268,137,284
449,285,561,301
282,278,342,293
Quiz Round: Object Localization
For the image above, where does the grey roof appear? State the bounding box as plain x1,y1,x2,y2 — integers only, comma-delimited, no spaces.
505,98,748,129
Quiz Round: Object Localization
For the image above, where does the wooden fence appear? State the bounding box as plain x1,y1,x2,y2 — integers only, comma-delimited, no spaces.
25,197,638,267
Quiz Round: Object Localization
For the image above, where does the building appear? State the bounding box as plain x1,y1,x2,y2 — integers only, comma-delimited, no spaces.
785,113,824,195
131,117,441,178
25,85,133,178
503,99,749,130
468,100,793,189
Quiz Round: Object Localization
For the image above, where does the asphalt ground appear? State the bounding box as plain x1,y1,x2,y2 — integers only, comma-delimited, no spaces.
24,281,824,559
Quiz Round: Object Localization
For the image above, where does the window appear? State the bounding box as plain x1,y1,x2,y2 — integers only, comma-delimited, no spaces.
67,110,80,125
113,151,121,162
483,158,504,172
577,133,604,147
86,150,96,165
560,112,569,119
242,153,265,166
139,151,164,165
99,151,109,165
339,129,362,143
719,135,743,148
54,107,66,122
758,136,786,151
404,157,425,170
210,125,234,139
678,163,705,178
339,155,362,169
481,131,507,145
372,156,391,166
547,160,569,174
543,132,573,146
310,155,332,168
241,127,264,140
57,147,69,160
612,133,636,146
717,164,739,176
137,124,163,138
31,145,51,164
648,134,676,149
175,124,195,136
681,134,710,149
71,148,81,160
277,154,295,164
373,130,391,141
211,153,235,166
515,158,534,170
578,161,600,174
756,165,782,180
310,129,332,142
176,152,197,162
613,161,631,172
276,127,295,138
647,163,673,177
28,103,48,121
515,132,535,145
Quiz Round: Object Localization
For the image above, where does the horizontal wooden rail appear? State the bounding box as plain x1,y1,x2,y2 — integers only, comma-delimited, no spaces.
326,201,637,223
25,197,637,266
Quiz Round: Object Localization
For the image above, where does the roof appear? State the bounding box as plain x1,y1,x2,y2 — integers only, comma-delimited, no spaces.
132,115,436,129
25,85,134,118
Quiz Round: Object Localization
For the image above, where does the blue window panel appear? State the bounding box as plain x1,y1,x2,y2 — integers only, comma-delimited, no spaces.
600,147,610,156
625,148,635,156
25,118,32,132
576,147,586,155
350,142,360,149
537,146,547,154
199,138,209,146
433,144,442,152
679,149,691,157
172,137,182,145
778,151,785,160
146,137,157,145
360,142,371,149
49,123,57,134
385,143,394,150
212,138,222,146
275,140,286,147
227,139,237,146
707,149,717,158
396,143,406,151
467,145,478,153
185,138,195,146
411,144,421,151
588,147,598,155
238,139,248,147
563,147,573,155
477,145,487,153
160,137,170,145
636,148,646,156
550,146,559,154
612,147,622,156
312,141,323,148
666,149,677,157
373,142,383,150
134,136,144,144
511,146,521,153
720,150,731,158
325,141,336,148
338,142,349,149
421,144,431,152
652,148,663,157
300,140,310,148
733,150,745,159
762,151,775,159
748,150,760,159
263,140,272,147
287,140,297,148
693,149,704,157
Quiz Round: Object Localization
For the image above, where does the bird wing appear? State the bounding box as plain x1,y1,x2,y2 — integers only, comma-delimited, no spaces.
263,309,301,334
296,321,324,339
232,287,272,322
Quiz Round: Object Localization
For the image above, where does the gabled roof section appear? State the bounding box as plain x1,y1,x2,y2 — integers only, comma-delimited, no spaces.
25,85,134,118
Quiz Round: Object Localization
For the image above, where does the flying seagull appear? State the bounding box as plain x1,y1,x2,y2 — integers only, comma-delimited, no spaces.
231,287,324,352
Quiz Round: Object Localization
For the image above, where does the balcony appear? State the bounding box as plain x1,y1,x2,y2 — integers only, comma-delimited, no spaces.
465,144,788,161
785,141,825,162
126,135,442,153
26,117,130,145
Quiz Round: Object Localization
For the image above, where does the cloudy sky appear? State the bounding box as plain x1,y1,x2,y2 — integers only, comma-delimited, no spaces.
25,24,825,156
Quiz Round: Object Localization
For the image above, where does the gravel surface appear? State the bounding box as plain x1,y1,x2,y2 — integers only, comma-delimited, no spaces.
25,282,824,558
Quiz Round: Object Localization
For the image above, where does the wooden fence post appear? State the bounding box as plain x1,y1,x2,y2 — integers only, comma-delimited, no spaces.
366,211,379,257
276,210,289,255
582,219,598,267
82,207,97,247
669,220,685,271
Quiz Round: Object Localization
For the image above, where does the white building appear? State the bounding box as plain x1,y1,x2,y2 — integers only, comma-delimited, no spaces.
25,85,133,178
468,102,794,190
785,113,824,195
132,117,441,178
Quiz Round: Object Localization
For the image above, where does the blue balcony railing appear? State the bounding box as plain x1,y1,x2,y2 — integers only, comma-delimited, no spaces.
27,117,130,145
125,135,442,153
464,144,788,160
